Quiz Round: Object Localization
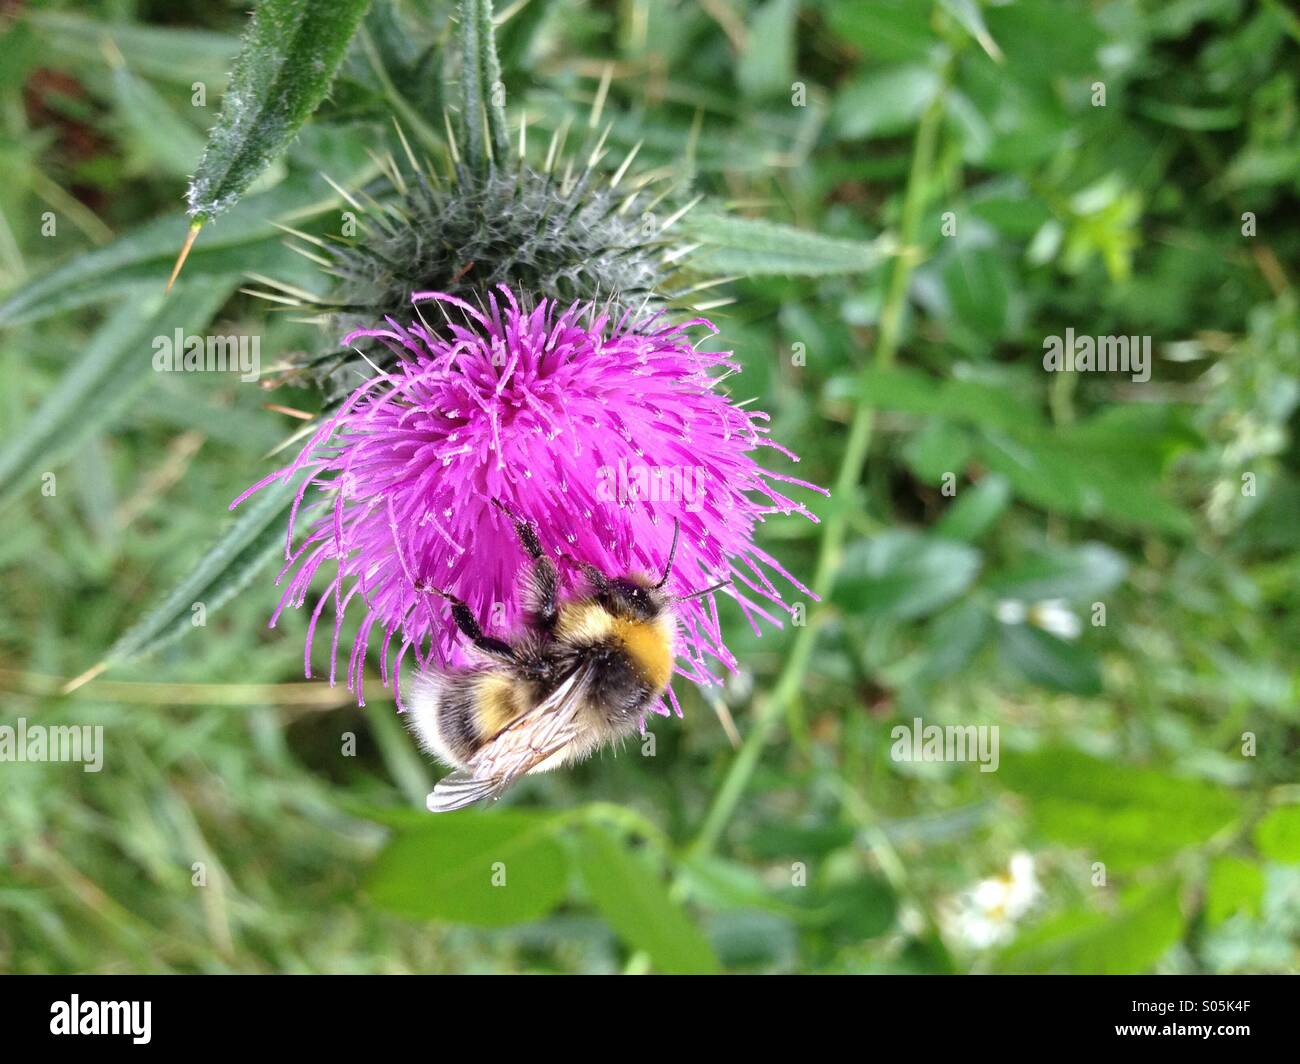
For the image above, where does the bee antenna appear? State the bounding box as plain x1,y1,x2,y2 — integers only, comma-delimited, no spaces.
654,518,681,589
675,578,731,602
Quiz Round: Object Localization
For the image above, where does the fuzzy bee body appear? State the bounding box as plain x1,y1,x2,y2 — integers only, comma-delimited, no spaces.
409,604,674,771
407,502,717,813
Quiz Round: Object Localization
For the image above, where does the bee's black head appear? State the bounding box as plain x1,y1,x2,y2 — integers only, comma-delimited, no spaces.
604,576,669,621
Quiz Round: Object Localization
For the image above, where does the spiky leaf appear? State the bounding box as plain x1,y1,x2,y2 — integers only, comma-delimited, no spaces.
0,152,379,326
682,212,892,276
103,468,304,665
0,282,234,507
187,0,371,222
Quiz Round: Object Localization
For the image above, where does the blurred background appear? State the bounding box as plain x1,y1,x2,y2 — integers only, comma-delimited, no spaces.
1,0,1297,974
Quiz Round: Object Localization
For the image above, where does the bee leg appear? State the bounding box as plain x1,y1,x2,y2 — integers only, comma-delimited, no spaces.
491,498,560,630
525,555,559,631
421,585,516,661
570,556,611,597
491,497,547,561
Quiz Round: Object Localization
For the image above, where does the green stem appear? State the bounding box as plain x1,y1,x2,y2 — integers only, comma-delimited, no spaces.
459,0,510,177
458,0,485,176
475,0,511,161
689,64,952,860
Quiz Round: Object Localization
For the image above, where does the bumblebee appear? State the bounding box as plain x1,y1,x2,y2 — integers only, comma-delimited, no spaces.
408,500,727,812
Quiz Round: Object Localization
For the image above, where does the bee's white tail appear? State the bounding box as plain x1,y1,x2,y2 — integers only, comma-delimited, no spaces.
405,672,456,767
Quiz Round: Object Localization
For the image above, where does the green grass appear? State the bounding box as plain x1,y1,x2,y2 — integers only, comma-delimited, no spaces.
0,0,1297,974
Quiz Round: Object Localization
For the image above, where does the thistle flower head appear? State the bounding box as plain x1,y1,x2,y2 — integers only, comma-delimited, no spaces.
275,147,693,398
235,285,824,709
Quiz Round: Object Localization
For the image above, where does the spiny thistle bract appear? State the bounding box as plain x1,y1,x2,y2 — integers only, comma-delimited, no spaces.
233,286,825,709
261,126,698,399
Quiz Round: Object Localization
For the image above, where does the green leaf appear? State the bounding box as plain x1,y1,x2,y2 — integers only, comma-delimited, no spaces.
1204,856,1265,925
833,66,942,140
974,426,1195,536
576,825,719,973
811,876,897,940
998,748,1244,871
994,880,1183,974
677,854,812,923
1253,806,1300,862
737,0,797,100
901,419,971,483
938,0,1003,62
187,0,372,223
834,531,982,620
941,246,1011,341
109,54,206,179
103,466,301,665
367,811,568,926
0,281,234,508
924,599,993,678
742,820,856,859
984,0,1104,82
826,0,936,63
708,911,798,969
998,624,1100,695
934,473,1011,541
681,212,890,276
989,542,1127,602
29,9,238,87
842,366,1043,432
0,143,376,326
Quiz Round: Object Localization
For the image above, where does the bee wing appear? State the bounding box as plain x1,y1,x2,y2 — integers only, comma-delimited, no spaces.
425,664,592,814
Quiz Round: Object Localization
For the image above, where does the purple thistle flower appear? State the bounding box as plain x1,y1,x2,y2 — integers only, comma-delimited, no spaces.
233,285,826,711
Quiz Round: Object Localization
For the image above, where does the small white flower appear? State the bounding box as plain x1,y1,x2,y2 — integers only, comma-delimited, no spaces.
996,597,1082,640
942,852,1042,950
1029,599,1082,640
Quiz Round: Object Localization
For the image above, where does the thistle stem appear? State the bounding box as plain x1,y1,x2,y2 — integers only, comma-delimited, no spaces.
689,63,953,859
458,0,485,176
458,0,510,177
476,0,511,160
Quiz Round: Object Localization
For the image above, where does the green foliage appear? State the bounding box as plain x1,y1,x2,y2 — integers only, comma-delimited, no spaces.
1254,807,1300,863
0,0,1296,975
186,0,372,223
682,212,892,276
103,471,301,667
363,808,720,971
0,283,233,505
994,880,1184,975
999,749,1244,872
367,811,569,926
575,826,720,974
834,531,981,620
1205,856,1265,926
0,134,379,326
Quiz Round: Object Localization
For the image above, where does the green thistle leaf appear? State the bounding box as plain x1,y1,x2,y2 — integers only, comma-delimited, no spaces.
0,282,234,507
186,0,371,223
682,212,893,276
102,468,303,667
